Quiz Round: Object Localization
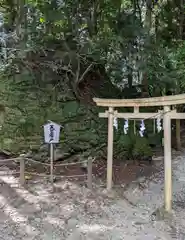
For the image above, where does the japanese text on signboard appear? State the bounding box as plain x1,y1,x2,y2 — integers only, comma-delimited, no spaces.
49,124,55,142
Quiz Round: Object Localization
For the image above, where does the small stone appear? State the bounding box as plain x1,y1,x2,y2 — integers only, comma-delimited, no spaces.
102,189,116,198
67,218,78,229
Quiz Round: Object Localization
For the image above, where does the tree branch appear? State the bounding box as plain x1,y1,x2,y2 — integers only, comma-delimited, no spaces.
78,63,93,84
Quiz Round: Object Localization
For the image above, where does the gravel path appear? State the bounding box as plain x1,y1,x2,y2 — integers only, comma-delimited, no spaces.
0,152,185,240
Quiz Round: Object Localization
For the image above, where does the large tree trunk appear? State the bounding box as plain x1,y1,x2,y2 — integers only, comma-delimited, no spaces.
141,0,153,97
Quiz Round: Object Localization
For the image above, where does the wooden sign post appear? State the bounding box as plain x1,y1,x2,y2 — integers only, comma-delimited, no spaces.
43,121,61,183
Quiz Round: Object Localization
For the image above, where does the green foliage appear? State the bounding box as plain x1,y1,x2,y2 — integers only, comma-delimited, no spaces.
116,133,133,159
115,131,152,161
0,0,185,160
132,136,152,159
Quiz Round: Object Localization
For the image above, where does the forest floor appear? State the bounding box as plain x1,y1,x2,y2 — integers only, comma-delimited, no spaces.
0,150,185,239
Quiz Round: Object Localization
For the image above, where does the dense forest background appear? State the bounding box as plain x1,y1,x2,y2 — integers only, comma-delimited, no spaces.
0,0,185,162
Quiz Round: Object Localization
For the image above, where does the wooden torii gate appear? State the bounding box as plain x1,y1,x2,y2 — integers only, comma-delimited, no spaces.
93,94,185,213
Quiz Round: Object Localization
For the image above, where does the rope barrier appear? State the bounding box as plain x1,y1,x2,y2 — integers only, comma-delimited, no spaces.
0,156,95,167
0,157,21,162
24,157,89,167
0,156,94,187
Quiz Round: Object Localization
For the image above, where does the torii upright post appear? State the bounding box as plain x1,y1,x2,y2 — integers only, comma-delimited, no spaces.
163,105,172,212
107,107,114,190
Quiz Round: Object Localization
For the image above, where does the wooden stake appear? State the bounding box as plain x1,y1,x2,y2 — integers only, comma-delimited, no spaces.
20,157,25,185
107,107,114,190
163,105,172,212
87,157,92,189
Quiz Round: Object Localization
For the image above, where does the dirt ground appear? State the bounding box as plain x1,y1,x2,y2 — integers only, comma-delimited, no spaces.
0,151,184,239
0,152,184,239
